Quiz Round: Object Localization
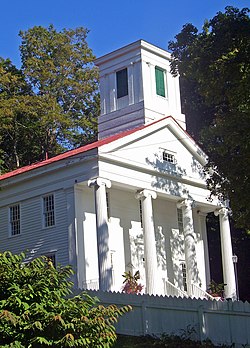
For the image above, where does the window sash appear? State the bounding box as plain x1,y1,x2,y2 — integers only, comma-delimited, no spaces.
10,204,20,236
155,67,166,97
139,199,143,227
106,192,110,219
181,262,187,292
163,151,175,163
177,208,184,234
43,195,55,227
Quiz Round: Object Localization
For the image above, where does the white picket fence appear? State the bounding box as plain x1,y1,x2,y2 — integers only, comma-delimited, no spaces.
82,290,250,347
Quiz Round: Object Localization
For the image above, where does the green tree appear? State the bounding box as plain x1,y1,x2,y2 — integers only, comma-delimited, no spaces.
19,25,99,147
0,25,99,173
0,251,131,347
168,7,250,229
0,58,66,171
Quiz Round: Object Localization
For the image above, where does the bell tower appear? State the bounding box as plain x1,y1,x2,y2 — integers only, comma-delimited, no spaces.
95,40,185,139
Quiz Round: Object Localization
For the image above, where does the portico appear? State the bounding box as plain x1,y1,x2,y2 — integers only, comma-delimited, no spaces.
85,174,236,300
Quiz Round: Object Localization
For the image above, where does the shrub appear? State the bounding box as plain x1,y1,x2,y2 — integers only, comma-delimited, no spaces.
0,251,131,347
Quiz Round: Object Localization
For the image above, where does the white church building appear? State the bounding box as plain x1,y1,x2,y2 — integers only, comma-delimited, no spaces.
0,40,237,300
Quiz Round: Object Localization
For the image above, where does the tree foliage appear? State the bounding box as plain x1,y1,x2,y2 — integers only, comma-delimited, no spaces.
20,25,99,145
168,7,250,229
0,25,99,173
0,251,131,347
0,59,64,170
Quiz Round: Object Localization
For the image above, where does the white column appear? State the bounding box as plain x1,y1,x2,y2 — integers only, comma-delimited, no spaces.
88,177,112,291
135,189,158,295
198,211,210,289
65,187,78,287
178,199,197,296
215,208,236,300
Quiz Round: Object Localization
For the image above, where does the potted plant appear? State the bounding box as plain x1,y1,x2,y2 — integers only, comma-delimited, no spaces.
207,280,226,299
121,270,143,294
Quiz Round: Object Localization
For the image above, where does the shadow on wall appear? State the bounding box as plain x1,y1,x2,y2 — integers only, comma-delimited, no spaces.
191,157,205,179
145,154,185,197
183,206,201,287
155,226,167,271
97,221,113,291
119,217,135,275
146,154,202,288
170,228,185,288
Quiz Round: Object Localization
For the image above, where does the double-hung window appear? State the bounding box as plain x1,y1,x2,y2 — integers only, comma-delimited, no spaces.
139,199,143,227
106,191,110,220
180,261,187,292
177,208,184,234
9,204,20,236
43,194,55,228
116,68,128,98
155,66,166,97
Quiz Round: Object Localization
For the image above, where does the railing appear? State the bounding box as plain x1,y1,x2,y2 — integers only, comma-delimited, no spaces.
191,283,218,300
82,278,218,301
82,278,99,290
165,279,188,298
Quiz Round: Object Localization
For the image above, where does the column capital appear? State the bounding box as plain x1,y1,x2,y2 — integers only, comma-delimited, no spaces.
177,198,194,209
88,177,111,189
214,207,228,217
135,189,157,200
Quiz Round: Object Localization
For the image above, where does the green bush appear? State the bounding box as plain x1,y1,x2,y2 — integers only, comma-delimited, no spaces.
0,251,131,347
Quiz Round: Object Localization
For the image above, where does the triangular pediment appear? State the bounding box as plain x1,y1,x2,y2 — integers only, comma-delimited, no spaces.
98,117,207,185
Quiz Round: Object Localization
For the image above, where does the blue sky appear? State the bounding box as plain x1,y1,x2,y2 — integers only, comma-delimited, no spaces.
0,0,248,67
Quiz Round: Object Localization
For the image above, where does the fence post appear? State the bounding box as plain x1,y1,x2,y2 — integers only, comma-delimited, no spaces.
141,301,149,335
198,305,206,342
227,299,233,345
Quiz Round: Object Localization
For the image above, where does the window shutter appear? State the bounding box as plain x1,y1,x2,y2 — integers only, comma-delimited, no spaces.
155,67,166,97
116,68,128,98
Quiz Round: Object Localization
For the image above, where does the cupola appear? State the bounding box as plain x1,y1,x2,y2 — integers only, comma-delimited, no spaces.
95,40,185,139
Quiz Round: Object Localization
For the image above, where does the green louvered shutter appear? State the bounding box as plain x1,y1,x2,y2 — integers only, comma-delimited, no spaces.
155,67,166,97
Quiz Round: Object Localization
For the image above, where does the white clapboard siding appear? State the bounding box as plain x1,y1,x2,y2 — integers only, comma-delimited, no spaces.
0,189,69,266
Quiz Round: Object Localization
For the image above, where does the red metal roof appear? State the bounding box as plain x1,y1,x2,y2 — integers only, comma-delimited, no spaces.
0,123,147,182
0,116,190,182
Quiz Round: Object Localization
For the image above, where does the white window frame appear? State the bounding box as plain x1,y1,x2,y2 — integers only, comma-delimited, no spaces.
9,203,21,237
42,194,55,228
180,261,187,292
155,66,168,99
162,150,176,164
177,208,184,234
106,191,111,220
139,199,143,228
116,67,128,99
